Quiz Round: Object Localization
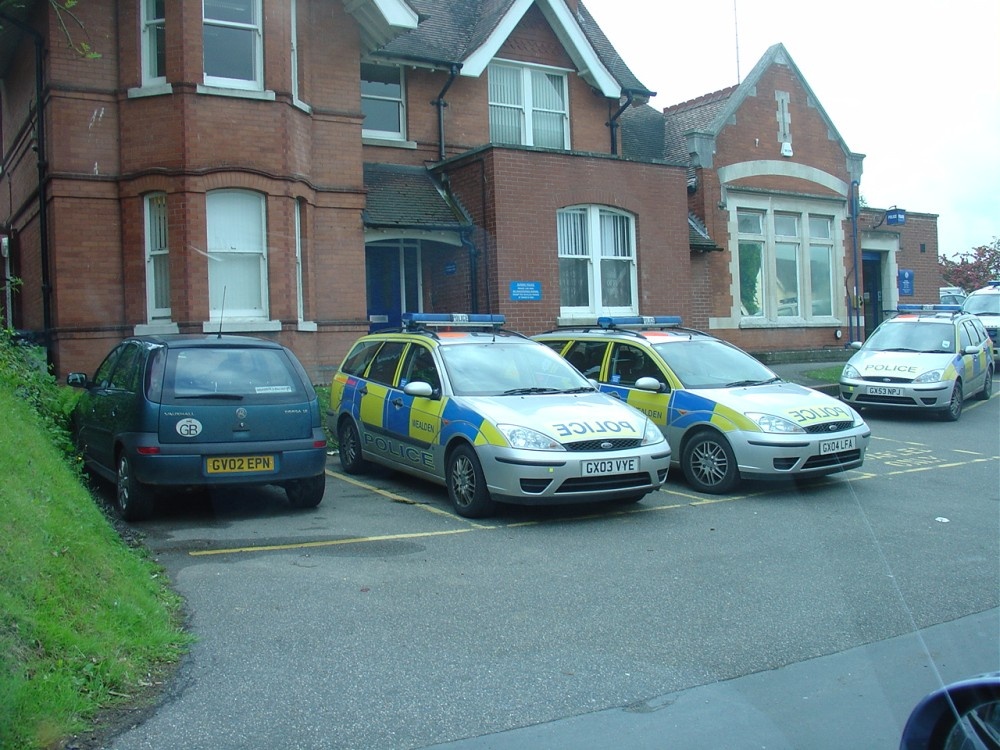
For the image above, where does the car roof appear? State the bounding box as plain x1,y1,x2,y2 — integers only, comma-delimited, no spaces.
534,317,714,345
125,334,285,350
968,281,1000,295
361,313,530,346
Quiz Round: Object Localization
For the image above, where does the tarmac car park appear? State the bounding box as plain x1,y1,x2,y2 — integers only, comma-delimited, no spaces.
962,279,1000,357
327,313,671,518
839,304,994,421
532,316,871,494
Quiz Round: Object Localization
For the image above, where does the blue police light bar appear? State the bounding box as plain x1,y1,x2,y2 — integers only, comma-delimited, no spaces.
987,280,1000,288
897,304,962,313
402,313,506,328
598,315,683,329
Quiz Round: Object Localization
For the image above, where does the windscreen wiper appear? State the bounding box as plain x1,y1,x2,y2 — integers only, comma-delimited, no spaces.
502,387,560,395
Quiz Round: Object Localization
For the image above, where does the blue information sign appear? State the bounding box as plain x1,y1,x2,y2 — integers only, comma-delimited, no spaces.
898,269,915,297
509,281,542,301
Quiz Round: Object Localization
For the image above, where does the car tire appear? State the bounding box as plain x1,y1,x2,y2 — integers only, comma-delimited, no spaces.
942,381,963,421
976,368,993,401
286,474,325,508
116,452,155,522
446,443,496,518
681,430,739,494
337,418,370,474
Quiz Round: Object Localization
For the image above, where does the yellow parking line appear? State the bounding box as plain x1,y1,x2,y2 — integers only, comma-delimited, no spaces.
189,527,478,556
327,469,492,528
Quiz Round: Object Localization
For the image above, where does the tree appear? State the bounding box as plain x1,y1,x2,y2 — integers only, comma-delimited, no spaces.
938,238,1000,292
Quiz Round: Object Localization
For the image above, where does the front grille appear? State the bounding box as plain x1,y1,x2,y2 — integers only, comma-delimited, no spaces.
860,376,912,384
802,449,862,469
555,472,650,493
803,421,854,434
565,438,642,452
774,449,863,471
856,394,918,405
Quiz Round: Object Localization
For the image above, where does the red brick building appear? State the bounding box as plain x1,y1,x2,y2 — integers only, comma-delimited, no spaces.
0,3,937,381
623,43,941,353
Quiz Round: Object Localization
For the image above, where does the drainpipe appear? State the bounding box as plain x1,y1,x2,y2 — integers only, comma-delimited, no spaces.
460,228,478,313
607,90,634,156
0,12,51,363
849,180,860,344
432,64,460,161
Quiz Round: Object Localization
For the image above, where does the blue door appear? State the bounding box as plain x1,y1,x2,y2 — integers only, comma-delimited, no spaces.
366,240,422,331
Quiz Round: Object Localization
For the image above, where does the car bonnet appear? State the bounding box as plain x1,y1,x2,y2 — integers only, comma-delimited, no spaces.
684,382,858,428
453,391,650,443
847,349,962,380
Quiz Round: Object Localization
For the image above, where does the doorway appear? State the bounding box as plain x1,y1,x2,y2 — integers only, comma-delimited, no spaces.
861,252,883,338
365,239,422,331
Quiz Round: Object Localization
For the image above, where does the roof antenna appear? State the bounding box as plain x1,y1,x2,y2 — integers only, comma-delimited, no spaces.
217,286,226,339
733,0,741,83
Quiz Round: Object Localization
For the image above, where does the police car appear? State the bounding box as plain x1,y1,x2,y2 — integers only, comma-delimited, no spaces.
327,314,670,518
532,317,871,494
839,305,994,421
962,280,1000,357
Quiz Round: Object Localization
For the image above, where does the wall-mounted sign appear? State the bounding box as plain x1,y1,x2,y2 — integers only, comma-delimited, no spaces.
509,281,542,301
898,268,915,297
444,262,457,276
886,208,906,225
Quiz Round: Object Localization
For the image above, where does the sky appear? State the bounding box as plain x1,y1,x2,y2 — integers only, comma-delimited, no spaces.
583,0,1000,258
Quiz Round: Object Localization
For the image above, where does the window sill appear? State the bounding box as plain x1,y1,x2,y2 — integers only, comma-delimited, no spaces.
127,83,173,99
196,85,276,102
297,320,317,332
202,319,282,333
738,316,842,329
362,136,417,149
134,321,179,335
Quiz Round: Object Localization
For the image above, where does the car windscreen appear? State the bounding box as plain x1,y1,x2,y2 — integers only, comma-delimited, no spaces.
865,321,955,353
440,341,591,396
161,347,309,404
963,294,1000,316
652,338,777,389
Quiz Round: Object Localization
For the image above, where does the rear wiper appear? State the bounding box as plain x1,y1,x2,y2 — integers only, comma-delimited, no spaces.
175,393,244,400
502,387,560,395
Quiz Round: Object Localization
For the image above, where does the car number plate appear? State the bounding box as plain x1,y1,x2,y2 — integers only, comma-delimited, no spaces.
865,385,902,396
582,457,638,476
819,437,856,455
206,455,275,474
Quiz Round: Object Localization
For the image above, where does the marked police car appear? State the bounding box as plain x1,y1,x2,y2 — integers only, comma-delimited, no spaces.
533,317,871,494
327,314,670,518
839,304,994,421
962,280,1000,357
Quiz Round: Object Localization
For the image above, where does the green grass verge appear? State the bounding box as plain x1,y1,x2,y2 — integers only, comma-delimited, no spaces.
803,364,845,383
0,380,192,749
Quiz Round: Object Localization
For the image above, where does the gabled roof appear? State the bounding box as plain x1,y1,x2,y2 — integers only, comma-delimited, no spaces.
363,163,470,229
344,0,421,54
663,44,854,158
372,0,652,99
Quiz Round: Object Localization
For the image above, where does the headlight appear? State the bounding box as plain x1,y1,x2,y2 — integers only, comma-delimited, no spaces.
841,364,860,380
641,420,665,445
913,370,944,383
496,424,565,451
745,412,806,434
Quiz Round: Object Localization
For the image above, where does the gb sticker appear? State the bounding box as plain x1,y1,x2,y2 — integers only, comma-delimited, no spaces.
176,418,203,438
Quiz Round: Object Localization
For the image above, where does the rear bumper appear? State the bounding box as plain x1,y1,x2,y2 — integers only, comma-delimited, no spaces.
125,433,328,486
